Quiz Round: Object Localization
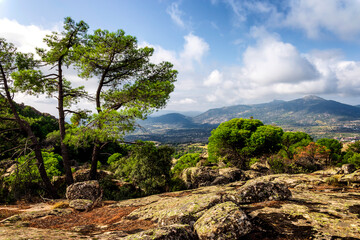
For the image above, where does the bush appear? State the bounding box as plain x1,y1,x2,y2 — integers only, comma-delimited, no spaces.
345,153,360,169
4,150,64,200
99,176,144,201
171,153,201,176
267,155,311,174
268,155,287,174
169,177,187,192
112,141,174,195
208,118,283,169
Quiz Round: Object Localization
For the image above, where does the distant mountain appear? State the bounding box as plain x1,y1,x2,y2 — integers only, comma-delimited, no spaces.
127,96,360,143
151,110,202,117
193,95,360,126
142,113,197,128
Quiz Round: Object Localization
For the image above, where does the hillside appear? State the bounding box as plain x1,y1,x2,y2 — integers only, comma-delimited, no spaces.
194,95,360,125
126,96,360,143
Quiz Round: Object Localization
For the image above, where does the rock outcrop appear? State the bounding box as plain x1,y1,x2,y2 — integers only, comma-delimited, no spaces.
180,167,245,188
1,172,360,239
225,180,292,204
194,201,252,239
122,224,196,240
66,180,102,211
66,180,102,202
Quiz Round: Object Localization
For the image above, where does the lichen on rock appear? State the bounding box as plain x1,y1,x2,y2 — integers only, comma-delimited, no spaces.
194,201,252,240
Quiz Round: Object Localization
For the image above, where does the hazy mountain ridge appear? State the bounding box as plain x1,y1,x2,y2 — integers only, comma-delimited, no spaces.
127,96,360,143
193,95,360,125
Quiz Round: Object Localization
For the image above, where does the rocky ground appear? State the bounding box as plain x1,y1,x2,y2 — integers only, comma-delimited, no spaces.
1,171,360,239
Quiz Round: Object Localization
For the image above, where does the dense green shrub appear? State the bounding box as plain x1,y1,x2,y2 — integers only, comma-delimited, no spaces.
99,176,144,201
268,154,311,174
112,141,174,195
280,131,312,159
171,153,201,176
168,177,187,192
208,118,283,169
344,153,360,168
316,138,342,165
4,151,64,199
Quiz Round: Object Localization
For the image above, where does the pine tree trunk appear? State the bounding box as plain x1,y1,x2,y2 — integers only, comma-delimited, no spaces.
58,61,74,185
89,144,99,180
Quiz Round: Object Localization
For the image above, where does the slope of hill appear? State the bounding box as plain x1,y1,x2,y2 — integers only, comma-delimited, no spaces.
193,95,360,126
126,96,360,143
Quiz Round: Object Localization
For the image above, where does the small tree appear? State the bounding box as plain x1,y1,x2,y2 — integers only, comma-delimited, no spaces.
0,38,58,198
12,17,89,185
281,131,313,159
316,138,342,165
208,118,283,169
114,141,174,194
294,142,330,170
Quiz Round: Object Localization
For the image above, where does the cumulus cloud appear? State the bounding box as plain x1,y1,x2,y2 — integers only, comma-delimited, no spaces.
242,27,319,85
284,0,360,40
204,70,223,86
0,18,52,53
175,98,197,104
204,28,360,105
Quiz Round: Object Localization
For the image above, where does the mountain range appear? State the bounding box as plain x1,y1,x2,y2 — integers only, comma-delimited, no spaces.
126,96,360,143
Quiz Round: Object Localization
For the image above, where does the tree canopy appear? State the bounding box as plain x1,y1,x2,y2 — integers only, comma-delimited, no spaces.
208,118,283,169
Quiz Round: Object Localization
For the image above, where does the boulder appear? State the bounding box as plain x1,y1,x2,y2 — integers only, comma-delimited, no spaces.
73,169,112,182
226,180,292,204
122,224,196,240
181,167,245,189
126,191,222,226
243,170,266,180
339,169,360,184
181,167,218,189
66,180,102,202
341,164,356,174
211,168,245,185
250,161,270,172
194,201,252,239
69,199,94,211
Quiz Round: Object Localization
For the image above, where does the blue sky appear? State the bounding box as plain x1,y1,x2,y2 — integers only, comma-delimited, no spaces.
1,0,360,116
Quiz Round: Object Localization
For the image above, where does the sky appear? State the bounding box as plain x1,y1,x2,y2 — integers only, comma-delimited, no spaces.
1,0,360,116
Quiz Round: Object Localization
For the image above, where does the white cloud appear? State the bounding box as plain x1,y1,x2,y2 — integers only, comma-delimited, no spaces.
166,2,185,28
242,27,319,85
180,33,210,64
203,28,360,105
176,98,197,104
204,69,223,86
0,18,52,53
284,0,360,40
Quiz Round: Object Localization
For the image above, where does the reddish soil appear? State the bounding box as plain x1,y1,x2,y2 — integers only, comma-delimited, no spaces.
29,205,155,234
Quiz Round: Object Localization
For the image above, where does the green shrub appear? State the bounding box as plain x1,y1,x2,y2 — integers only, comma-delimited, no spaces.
112,141,174,195
107,153,123,165
169,177,187,192
268,155,286,174
4,150,64,199
208,118,283,169
346,153,360,168
171,153,200,176
99,176,143,201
